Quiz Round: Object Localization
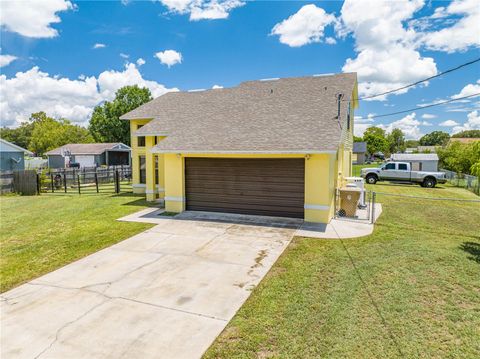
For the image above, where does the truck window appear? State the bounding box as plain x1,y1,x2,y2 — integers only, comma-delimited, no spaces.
385,163,396,170
398,163,408,171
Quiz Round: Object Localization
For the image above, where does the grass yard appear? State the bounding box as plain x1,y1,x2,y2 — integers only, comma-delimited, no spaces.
205,183,480,358
0,193,155,292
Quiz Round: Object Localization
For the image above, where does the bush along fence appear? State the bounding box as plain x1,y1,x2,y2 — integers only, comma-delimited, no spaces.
441,169,479,196
0,165,132,196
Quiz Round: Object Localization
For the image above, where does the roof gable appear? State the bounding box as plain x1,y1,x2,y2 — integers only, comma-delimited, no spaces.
0,138,33,154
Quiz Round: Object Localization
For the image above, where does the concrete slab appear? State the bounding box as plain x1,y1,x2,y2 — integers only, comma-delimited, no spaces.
296,203,383,239
38,298,226,359
1,210,297,359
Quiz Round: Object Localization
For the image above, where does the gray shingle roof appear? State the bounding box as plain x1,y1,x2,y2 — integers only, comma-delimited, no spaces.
121,73,357,153
353,142,366,153
45,143,130,156
391,153,439,161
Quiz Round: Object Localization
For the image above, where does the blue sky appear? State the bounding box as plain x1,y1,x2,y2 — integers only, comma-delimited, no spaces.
0,0,479,139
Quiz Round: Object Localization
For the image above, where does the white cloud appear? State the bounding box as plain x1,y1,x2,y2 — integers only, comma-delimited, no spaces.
452,110,480,134
339,0,438,100
0,54,17,67
421,113,437,119
422,121,433,126
97,63,177,100
439,120,459,127
93,43,106,49
159,0,244,21
155,50,182,67
353,114,375,137
378,112,424,139
451,79,480,99
0,64,178,127
270,4,336,47
0,0,74,38
325,37,336,45
120,53,130,59
212,84,223,89
419,0,480,53
136,58,146,66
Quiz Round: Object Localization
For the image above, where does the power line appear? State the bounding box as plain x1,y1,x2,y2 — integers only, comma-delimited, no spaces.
349,57,480,101
366,93,480,119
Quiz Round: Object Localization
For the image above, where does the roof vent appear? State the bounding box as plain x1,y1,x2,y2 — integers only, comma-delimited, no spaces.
259,77,279,82
313,73,334,77
188,89,206,92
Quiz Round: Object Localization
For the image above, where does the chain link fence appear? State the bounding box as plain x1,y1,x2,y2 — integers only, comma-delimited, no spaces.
441,169,479,195
334,188,377,223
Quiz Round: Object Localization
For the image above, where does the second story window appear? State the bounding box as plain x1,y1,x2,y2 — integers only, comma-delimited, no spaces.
137,124,145,147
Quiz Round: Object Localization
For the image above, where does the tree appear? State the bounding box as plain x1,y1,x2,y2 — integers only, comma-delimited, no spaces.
89,85,152,145
419,131,450,146
437,141,480,174
28,112,93,155
363,127,389,155
353,135,363,142
0,121,34,149
387,128,406,154
451,130,480,138
405,140,419,148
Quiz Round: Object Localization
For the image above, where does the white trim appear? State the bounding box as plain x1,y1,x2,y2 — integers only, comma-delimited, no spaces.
165,196,185,202
149,149,337,155
134,132,169,137
145,190,156,194
132,184,146,188
304,204,330,210
156,185,165,192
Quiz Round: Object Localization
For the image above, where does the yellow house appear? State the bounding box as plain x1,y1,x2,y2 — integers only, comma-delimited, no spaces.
120,73,358,223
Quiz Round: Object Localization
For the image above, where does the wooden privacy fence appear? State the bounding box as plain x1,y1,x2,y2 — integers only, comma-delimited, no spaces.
0,170,37,195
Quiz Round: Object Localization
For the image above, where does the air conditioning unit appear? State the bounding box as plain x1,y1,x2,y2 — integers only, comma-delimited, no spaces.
345,177,366,208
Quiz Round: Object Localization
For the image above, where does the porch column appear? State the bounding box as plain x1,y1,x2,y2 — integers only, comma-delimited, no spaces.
157,152,165,201
164,153,185,213
145,136,156,201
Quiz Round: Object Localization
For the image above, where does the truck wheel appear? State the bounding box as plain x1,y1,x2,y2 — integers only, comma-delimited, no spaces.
423,177,436,188
366,174,377,184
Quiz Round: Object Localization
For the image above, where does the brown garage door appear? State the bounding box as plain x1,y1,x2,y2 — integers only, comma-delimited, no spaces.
185,158,305,218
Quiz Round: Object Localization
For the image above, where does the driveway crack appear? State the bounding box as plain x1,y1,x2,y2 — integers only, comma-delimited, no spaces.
33,299,110,359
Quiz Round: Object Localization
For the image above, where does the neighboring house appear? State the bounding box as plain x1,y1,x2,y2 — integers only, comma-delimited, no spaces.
120,73,358,224
405,146,437,153
390,153,439,172
352,142,367,164
0,138,33,171
449,138,480,144
46,143,131,168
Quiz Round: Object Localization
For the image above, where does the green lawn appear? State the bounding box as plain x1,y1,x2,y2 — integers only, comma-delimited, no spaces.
205,183,480,359
0,193,154,292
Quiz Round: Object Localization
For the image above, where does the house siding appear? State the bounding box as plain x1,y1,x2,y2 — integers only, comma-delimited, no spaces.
0,151,25,171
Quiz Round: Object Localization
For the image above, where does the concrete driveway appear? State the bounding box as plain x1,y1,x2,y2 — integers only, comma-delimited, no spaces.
1,211,300,359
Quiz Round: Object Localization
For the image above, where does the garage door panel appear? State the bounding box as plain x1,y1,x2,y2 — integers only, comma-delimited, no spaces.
185,187,305,199
187,194,304,207
185,158,305,218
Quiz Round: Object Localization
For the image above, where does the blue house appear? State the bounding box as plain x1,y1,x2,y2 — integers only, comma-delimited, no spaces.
0,138,33,171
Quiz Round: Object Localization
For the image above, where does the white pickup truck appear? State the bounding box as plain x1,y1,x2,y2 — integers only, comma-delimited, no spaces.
360,161,447,188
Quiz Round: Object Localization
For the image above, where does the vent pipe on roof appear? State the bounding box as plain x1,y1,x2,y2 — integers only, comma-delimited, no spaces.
336,93,344,129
